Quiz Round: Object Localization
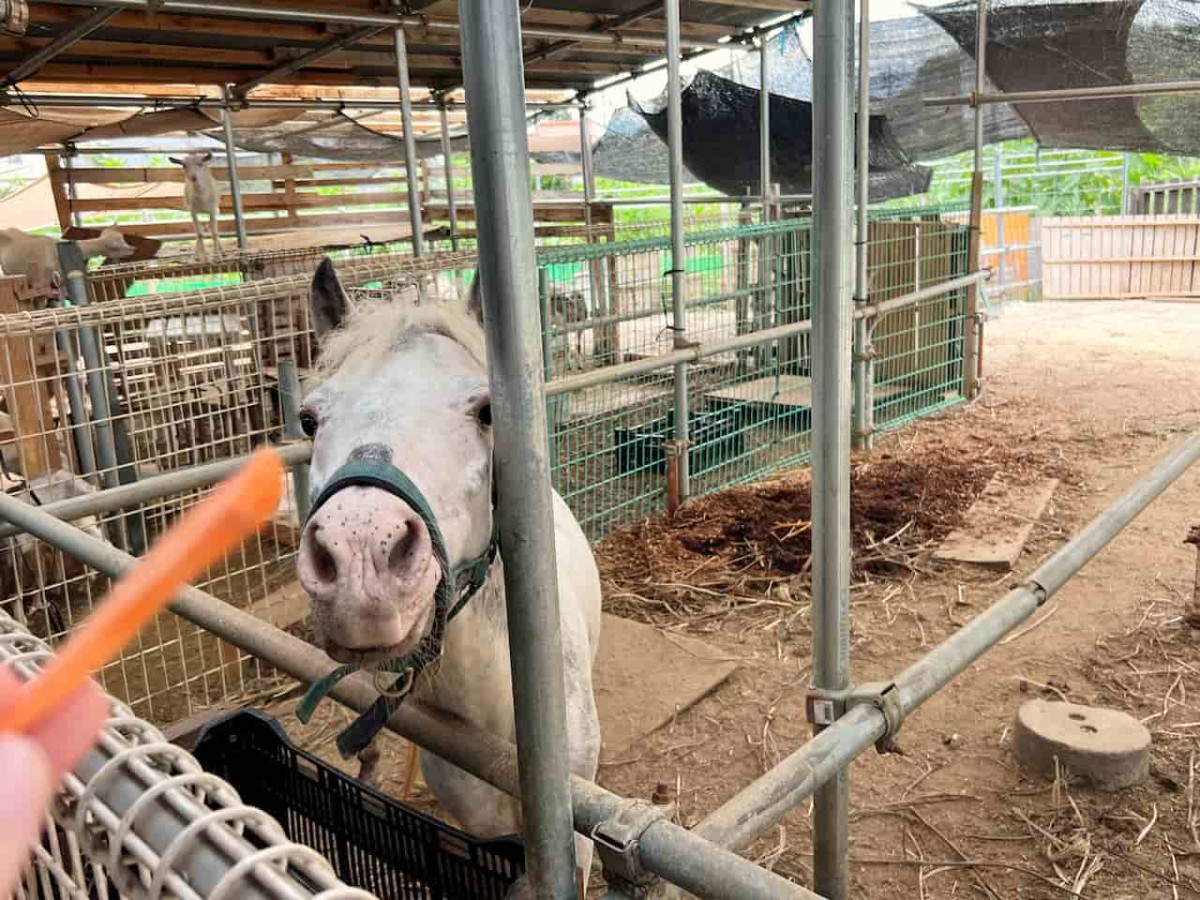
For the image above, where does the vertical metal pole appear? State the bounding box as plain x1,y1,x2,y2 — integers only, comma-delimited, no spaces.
993,143,1006,302
438,100,460,252
811,1,854,897
665,0,691,500
580,104,612,364
1120,151,1131,214
852,0,872,451
759,34,771,218
54,325,96,479
63,148,83,228
220,88,249,253
395,27,425,257
963,0,986,400
458,2,578,897
278,359,311,525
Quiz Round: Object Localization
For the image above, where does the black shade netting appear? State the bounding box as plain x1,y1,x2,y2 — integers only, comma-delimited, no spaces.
921,0,1200,154
631,69,931,201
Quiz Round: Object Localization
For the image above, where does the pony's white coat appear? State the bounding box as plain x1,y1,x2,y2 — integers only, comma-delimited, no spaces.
169,152,222,257
0,227,133,288
299,264,603,891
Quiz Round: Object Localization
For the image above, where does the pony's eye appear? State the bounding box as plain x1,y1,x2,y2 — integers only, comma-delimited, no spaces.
299,409,318,438
474,402,492,428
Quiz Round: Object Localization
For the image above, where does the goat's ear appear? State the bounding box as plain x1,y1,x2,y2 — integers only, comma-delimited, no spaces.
168,157,183,166
202,151,213,163
466,275,484,326
310,257,350,339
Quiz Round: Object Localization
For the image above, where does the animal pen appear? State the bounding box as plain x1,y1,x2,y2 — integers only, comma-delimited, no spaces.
1,2,1200,900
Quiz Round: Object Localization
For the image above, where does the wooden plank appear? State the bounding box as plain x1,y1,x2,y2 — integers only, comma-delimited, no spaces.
42,154,73,231
594,614,737,762
0,279,62,478
934,477,1059,570
70,189,413,214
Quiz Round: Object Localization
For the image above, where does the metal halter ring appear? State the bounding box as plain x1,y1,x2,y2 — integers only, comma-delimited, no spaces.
375,666,416,698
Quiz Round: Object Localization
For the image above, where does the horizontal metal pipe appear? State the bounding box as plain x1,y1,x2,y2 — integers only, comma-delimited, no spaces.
696,430,1200,853
547,271,988,396
1,93,580,112
0,443,312,540
0,488,813,900
30,0,724,49
927,78,1200,107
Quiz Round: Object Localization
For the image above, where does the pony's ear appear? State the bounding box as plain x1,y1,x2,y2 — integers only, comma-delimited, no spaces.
466,275,484,326
310,257,351,339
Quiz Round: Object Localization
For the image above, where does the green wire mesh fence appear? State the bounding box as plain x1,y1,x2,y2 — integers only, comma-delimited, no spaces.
538,207,971,539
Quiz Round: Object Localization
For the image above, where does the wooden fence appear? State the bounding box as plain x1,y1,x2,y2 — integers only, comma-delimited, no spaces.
1042,216,1200,301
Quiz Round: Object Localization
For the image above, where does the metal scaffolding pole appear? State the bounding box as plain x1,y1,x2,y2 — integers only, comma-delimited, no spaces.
220,87,249,252
852,0,872,452
993,143,1006,301
810,0,855,895
1,93,580,112
458,1,578,896
963,0,986,400
759,34,771,218
438,100,460,252
394,27,425,257
665,0,691,501
926,77,1200,107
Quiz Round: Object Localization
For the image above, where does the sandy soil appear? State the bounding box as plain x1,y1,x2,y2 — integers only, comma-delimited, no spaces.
594,300,1200,898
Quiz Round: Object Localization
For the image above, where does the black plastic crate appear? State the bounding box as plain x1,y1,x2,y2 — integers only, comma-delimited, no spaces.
193,710,525,900
613,407,744,477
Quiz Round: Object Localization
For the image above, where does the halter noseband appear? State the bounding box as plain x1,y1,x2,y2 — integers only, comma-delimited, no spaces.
295,456,498,757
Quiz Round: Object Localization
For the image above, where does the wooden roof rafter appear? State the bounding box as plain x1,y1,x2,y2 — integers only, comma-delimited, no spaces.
0,0,806,97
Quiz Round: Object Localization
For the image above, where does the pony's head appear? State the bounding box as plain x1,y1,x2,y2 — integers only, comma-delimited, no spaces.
296,259,494,665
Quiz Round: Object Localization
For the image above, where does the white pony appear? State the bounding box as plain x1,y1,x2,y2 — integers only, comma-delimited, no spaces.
169,151,222,257
295,258,603,894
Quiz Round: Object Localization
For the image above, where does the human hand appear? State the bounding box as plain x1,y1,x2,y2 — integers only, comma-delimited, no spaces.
0,665,106,896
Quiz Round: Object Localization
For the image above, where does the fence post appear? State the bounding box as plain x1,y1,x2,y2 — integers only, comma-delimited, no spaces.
811,0,855,896
394,27,425,258
220,88,249,253
963,0,987,400
438,99,460,252
458,1,580,896
665,0,691,501
993,144,1006,301
56,242,144,553
852,0,873,452
277,359,310,525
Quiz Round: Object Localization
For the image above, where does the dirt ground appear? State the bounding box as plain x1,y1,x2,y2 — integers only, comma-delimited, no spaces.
275,299,1200,898
594,299,1200,899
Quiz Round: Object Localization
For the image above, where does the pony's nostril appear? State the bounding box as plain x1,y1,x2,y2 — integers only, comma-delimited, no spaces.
309,528,339,584
386,522,420,577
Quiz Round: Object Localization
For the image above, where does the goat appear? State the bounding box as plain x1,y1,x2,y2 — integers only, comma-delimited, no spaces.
169,151,222,257
0,227,134,289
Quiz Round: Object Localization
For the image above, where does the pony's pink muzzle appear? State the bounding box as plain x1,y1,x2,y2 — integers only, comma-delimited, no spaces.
298,485,438,662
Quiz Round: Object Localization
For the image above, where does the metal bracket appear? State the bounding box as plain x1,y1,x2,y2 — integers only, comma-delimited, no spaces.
591,799,673,894
806,681,905,754
852,346,877,363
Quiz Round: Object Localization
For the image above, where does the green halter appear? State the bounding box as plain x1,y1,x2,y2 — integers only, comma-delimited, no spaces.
295,456,498,757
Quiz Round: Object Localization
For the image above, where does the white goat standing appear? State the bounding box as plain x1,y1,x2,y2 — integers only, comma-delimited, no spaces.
169,151,223,257
0,227,134,289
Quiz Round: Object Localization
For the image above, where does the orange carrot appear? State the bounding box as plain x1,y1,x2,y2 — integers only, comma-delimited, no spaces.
0,447,284,734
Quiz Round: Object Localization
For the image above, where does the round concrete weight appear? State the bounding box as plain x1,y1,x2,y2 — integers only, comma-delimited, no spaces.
1014,700,1151,791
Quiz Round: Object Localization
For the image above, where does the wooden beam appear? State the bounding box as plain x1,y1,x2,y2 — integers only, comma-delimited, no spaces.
0,278,62,480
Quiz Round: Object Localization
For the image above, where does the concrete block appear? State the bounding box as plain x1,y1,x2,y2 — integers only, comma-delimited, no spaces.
1014,699,1151,791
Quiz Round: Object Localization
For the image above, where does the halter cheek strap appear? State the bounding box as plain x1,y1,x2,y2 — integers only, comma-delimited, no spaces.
295,457,498,758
